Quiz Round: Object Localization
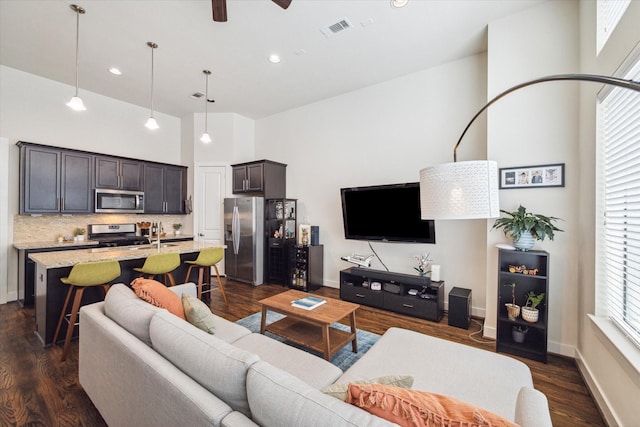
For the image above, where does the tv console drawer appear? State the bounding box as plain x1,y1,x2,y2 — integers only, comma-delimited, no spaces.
384,295,440,321
340,284,384,307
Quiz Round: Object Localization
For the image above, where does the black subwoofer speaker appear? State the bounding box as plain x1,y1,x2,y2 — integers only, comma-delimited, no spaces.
448,287,472,329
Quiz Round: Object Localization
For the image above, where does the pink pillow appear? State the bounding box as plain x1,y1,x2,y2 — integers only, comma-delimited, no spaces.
346,383,519,427
131,278,185,320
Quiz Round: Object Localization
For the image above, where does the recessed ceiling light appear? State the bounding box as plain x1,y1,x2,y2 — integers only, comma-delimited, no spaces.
268,54,281,64
391,0,409,8
108,67,122,75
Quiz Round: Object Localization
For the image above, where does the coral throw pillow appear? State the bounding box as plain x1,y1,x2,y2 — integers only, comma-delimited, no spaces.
131,278,185,320
346,383,519,427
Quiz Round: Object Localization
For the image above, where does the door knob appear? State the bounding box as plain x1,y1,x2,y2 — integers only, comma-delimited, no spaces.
199,233,204,236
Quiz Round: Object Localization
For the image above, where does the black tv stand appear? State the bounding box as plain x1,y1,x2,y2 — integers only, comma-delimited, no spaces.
339,267,444,322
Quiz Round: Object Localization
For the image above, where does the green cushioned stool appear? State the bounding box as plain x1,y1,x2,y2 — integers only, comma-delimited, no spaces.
184,247,228,305
133,252,180,287
53,260,121,361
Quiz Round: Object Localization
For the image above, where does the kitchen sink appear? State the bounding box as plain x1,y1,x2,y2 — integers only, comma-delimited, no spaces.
90,247,114,253
129,243,179,250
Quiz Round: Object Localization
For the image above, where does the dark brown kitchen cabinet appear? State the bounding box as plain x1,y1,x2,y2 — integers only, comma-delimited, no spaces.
95,155,143,191
231,160,286,199
143,163,186,214
18,142,93,214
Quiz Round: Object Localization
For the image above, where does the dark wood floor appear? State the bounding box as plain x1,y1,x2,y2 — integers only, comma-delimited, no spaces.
0,279,605,426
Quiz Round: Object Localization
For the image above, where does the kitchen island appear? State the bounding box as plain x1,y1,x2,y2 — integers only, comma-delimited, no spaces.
29,241,223,346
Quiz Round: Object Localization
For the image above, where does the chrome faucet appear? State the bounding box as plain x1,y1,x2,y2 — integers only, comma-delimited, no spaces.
147,222,162,249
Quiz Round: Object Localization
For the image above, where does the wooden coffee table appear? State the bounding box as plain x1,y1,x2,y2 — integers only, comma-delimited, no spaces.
259,289,360,361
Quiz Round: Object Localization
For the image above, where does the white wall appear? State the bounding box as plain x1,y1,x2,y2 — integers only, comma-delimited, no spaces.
0,66,181,162
256,54,491,315
0,65,182,300
576,1,640,425
485,0,579,356
0,137,9,304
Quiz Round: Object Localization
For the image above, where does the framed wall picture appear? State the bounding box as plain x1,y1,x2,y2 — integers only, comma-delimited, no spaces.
499,163,565,189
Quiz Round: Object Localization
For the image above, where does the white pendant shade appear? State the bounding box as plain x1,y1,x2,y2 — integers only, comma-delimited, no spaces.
66,96,86,111
200,132,212,143
145,117,159,130
419,160,500,220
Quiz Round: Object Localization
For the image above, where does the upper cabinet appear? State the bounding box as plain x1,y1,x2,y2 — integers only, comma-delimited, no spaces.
143,163,187,214
18,142,93,214
18,141,188,216
95,156,143,191
231,160,286,199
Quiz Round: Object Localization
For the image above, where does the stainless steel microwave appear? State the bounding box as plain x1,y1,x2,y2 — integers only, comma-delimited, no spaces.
95,189,144,213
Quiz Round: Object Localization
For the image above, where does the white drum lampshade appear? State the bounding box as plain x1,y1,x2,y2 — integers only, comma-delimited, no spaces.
419,160,500,220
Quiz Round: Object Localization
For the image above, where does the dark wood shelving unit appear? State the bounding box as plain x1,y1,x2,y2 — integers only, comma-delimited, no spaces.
497,249,549,363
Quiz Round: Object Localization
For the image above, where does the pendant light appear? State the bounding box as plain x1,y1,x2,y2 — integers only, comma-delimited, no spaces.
66,4,86,111
145,42,159,130
200,70,213,143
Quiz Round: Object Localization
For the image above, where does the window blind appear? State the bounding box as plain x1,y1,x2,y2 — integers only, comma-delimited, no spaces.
597,0,631,53
600,54,640,347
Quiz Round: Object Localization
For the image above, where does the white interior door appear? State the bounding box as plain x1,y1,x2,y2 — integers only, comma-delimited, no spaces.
194,164,226,275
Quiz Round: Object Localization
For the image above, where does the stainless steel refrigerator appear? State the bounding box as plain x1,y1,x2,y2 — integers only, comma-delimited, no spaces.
224,197,264,286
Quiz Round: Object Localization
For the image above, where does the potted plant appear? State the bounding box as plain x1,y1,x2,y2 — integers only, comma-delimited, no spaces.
504,282,520,320
521,291,544,323
413,253,432,277
172,223,182,235
492,205,563,250
512,326,528,343
73,227,86,242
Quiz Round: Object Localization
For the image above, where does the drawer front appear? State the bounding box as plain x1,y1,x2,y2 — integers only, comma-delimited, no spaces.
385,295,438,320
340,284,384,307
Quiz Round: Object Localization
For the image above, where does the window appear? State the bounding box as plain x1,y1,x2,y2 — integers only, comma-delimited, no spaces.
597,0,631,54
597,47,640,348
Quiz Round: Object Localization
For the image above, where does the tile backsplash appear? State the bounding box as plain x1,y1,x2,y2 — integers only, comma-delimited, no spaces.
13,213,188,243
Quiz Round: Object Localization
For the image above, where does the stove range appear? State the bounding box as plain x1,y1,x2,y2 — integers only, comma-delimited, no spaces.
88,223,149,247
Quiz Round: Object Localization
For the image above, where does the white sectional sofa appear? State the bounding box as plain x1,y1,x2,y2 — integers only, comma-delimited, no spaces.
79,283,552,426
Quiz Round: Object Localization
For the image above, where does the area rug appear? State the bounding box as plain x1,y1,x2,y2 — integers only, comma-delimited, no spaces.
236,311,380,372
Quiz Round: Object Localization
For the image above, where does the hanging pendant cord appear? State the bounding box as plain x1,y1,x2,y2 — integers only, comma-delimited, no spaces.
204,73,209,132
73,7,81,96
150,45,155,115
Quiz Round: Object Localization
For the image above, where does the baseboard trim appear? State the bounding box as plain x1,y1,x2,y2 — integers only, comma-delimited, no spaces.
575,348,618,426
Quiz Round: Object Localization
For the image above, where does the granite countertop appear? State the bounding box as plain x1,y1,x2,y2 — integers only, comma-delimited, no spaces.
13,234,194,251
28,241,223,268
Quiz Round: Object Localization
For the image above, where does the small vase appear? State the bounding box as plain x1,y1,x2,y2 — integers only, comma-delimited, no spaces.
418,271,426,277
505,303,521,320
513,231,535,251
174,230,181,235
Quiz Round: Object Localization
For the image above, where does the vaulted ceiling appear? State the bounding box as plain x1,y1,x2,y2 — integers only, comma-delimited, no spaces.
0,0,545,119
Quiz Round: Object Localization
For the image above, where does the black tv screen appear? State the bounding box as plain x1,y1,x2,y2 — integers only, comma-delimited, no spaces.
340,182,436,244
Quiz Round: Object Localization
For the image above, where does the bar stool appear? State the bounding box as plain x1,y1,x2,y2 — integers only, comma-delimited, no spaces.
184,247,228,305
53,260,121,361
133,252,180,286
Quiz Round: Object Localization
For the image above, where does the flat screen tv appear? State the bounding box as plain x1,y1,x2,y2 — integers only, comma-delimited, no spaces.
340,182,436,244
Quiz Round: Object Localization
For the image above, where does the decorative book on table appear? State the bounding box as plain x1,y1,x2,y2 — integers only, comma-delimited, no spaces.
291,295,326,310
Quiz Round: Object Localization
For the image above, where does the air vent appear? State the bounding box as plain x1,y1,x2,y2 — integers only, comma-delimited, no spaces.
190,92,205,99
320,18,352,38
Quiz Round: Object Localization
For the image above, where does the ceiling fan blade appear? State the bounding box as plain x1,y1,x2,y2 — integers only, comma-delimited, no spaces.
272,0,292,10
212,0,227,22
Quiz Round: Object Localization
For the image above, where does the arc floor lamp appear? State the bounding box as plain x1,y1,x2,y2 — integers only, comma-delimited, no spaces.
419,74,640,220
